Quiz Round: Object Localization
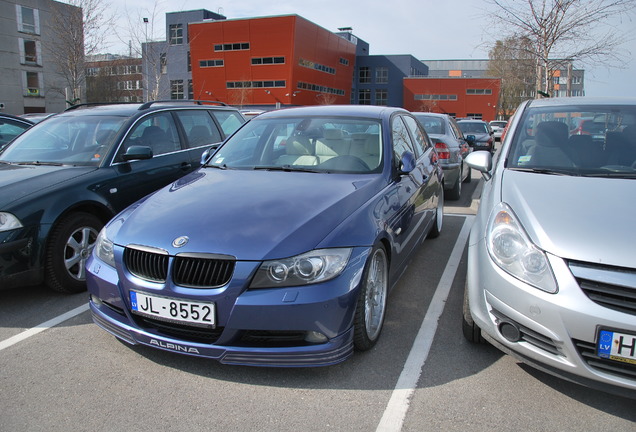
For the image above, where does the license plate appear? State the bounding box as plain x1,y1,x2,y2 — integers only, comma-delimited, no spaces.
130,291,215,328
597,329,636,365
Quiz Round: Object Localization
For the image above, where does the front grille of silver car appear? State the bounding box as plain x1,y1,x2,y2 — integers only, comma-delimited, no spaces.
124,247,235,288
573,338,636,382
568,261,636,316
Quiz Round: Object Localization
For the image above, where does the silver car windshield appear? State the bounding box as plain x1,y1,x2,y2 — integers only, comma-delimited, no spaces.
0,115,127,166
507,104,636,178
208,116,383,174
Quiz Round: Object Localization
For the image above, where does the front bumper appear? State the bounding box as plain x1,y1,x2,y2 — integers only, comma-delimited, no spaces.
466,236,636,395
0,226,43,289
86,247,371,367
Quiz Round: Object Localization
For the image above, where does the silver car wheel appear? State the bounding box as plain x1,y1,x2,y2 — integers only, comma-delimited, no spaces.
364,247,388,341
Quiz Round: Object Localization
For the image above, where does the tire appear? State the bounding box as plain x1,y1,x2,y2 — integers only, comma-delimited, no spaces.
462,282,486,343
45,212,103,294
428,188,444,239
447,172,461,200
353,245,389,351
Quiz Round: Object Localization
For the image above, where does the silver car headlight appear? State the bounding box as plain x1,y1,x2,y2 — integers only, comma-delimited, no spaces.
0,212,23,232
250,248,352,288
94,228,115,268
486,203,557,293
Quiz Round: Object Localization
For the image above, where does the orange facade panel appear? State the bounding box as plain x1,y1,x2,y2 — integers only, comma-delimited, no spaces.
403,77,501,121
189,15,355,107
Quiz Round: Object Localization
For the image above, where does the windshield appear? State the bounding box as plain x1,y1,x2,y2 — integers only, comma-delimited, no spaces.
458,122,489,134
413,115,445,135
209,116,383,173
507,104,636,178
0,115,127,166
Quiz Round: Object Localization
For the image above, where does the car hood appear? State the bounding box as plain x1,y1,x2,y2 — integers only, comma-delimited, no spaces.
501,170,636,268
0,163,95,207
113,169,383,261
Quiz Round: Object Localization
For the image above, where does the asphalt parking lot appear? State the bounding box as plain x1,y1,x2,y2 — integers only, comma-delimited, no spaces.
1,172,634,431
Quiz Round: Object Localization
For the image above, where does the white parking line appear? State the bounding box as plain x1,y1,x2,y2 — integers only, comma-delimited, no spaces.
0,303,89,352
376,215,474,432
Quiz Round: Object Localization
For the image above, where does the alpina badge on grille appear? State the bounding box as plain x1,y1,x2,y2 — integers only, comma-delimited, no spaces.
172,236,189,248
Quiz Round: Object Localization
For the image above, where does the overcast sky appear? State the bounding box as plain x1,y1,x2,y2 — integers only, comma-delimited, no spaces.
105,0,636,98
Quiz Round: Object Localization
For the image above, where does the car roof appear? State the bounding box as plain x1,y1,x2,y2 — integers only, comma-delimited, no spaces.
256,105,409,120
58,100,240,118
412,112,449,118
527,96,636,108
1,112,34,125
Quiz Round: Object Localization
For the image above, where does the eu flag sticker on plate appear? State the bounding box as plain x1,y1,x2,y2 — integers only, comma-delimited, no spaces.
130,291,138,311
597,330,613,359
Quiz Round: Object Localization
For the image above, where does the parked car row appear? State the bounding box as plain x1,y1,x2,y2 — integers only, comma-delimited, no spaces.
4,96,634,398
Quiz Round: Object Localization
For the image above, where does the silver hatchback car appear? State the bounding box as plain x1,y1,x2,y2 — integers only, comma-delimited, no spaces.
463,97,636,397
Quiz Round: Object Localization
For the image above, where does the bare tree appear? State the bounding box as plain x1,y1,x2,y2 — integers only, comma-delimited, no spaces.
487,0,636,97
48,0,116,105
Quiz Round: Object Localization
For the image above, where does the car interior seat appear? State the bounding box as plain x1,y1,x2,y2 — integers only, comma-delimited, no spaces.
141,125,178,155
316,129,351,163
276,136,318,166
529,121,573,167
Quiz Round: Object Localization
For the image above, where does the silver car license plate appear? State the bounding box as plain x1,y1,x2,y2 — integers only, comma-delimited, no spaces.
597,329,636,365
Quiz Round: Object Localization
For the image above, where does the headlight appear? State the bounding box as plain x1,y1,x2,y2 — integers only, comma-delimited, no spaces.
94,228,115,268
0,212,23,232
486,203,557,293
250,248,352,288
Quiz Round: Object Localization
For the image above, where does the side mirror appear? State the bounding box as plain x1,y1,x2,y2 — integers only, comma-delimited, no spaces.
465,150,492,180
465,134,476,146
122,145,153,161
398,151,416,175
200,143,222,165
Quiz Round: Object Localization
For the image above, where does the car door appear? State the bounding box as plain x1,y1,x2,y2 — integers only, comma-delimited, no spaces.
173,109,225,165
386,114,435,274
99,111,194,212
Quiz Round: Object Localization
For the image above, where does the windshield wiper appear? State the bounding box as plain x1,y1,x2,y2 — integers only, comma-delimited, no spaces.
15,161,64,167
510,167,579,176
204,163,228,170
253,165,322,173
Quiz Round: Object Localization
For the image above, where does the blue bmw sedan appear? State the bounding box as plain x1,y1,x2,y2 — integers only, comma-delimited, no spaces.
87,105,444,367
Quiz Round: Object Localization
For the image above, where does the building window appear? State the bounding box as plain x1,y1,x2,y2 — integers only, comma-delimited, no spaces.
200,59,224,68
25,71,40,96
227,80,286,89
171,80,184,99
375,67,388,84
375,89,388,106
298,58,335,74
188,80,194,99
339,58,349,66
297,82,345,96
466,89,492,95
169,24,183,45
214,43,250,51
160,53,167,74
359,67,370,84
20,39,40,65
466,113,483,119
187,51,191,72
16,5,39,35
415,94,457,101
253,57,285,65
359,89,371,105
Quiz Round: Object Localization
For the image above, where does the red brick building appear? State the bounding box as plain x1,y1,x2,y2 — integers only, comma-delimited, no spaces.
403,77,501,121
188,15,356,108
